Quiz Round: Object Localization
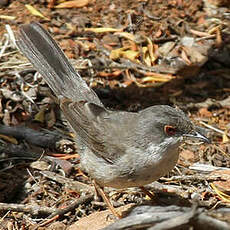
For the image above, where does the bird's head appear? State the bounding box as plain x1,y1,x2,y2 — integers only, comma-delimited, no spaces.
137,105,210,147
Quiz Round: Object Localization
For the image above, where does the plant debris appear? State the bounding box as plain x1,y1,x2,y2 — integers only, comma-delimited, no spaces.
0,0,230,229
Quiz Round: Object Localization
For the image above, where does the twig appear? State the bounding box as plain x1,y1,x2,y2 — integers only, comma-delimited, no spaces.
160,174,221,182
37,194,94,227
0,125,62,148
111,58,179,74
189,163,229,172
195,34,216,42
200,121,229,137
40,170,93,193
5,24,17,48
0,203,58,216
148,205,198,230
0,34,9,59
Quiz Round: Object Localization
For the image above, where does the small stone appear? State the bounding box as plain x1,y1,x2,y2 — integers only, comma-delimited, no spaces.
24,182,32,189
181,37,195,47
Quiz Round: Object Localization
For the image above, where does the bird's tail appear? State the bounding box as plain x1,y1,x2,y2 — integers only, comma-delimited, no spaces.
16,22,102,106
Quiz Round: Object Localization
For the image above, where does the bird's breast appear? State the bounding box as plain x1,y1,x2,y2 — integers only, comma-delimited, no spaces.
80,140,180,189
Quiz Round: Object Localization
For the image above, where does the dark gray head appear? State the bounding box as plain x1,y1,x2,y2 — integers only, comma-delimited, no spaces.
137,105,209,146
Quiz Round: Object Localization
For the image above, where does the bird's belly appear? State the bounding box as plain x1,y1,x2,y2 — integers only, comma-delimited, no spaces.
125,151,179,187
80,145,180,189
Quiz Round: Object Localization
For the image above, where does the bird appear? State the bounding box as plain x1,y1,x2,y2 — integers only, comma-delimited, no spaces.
16,22,209,217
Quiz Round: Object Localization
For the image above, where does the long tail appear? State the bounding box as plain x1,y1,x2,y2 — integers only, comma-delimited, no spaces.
16,22,102,106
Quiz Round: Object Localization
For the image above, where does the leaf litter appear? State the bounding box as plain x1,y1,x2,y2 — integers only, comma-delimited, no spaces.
0,0,230,229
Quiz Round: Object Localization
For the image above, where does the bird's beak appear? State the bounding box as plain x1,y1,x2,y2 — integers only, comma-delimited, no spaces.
183,130,211,143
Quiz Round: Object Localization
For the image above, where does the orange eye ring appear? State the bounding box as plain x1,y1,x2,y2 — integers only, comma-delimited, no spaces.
164,125,177,136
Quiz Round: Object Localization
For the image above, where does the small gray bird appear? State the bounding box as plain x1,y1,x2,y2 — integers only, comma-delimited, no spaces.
16,22,209,214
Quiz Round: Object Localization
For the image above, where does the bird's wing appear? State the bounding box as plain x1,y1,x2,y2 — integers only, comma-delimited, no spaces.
60,98,138,162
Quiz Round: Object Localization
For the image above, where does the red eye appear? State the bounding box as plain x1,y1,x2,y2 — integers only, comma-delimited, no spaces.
164,125,177,136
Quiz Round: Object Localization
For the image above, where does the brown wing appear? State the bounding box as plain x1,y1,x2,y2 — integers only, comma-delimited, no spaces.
60,98,138,162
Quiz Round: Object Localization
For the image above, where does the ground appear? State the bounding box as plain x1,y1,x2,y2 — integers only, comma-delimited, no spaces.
0,0,230,229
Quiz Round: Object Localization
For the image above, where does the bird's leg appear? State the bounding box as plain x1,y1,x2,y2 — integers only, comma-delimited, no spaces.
139,186,155,200
93,180,122,218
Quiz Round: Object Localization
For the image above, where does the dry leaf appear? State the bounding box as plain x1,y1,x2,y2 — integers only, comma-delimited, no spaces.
0,134,18,145
114,32,135,41
208,25,221,35
75,40,96,51
34,107,46,123
0,15,16,20
122,50,139,62
48,0,57,8
85,27,122,33
110,47,125,60
215,27,222,47
56,0,89,8
190,29,210,37
141,76,172,83
211,182,230,203
211,170,230,196
25,5,49,20
142,46,151,66
146,37,158,64
199,108,212,118
155,29,162,38
110,46,139,62
67,132,75,138
181,48,191,65
30,161,49,171
128,40,138,52
222,132,229,143
141,72,174,83
158,42,176,56
98,70,123,78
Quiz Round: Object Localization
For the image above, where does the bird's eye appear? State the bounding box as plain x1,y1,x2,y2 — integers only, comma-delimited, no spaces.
164,125,177,136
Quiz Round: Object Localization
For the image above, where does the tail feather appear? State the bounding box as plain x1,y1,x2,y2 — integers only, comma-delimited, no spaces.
16,22,102,106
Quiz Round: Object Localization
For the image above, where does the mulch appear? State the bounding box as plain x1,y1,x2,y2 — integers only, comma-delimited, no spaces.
0,0,230,229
